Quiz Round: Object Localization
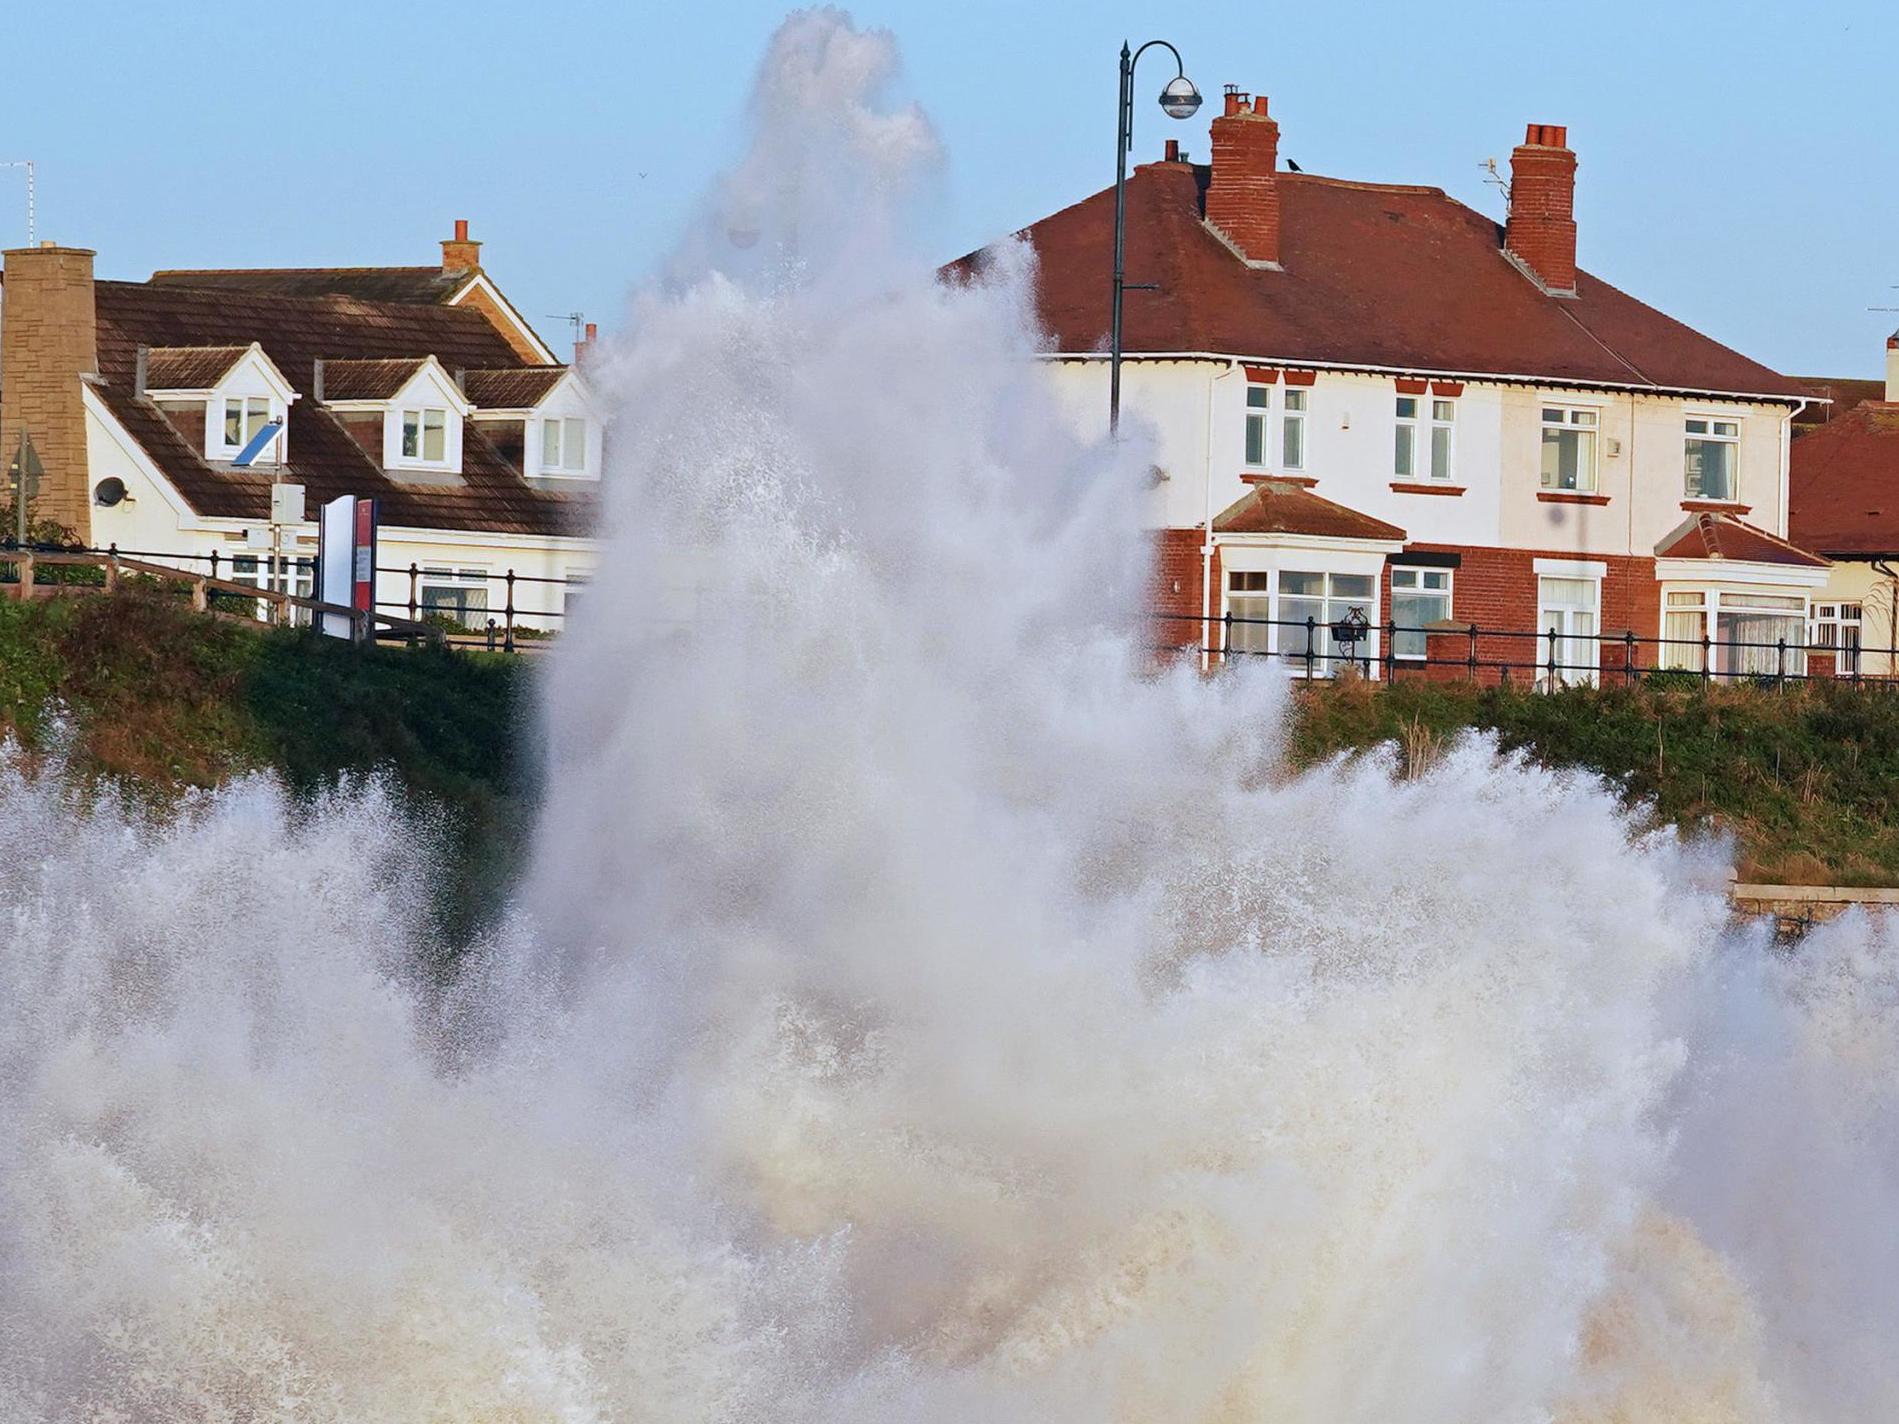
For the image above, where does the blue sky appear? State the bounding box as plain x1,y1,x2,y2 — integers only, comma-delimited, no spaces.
3,0,1893,376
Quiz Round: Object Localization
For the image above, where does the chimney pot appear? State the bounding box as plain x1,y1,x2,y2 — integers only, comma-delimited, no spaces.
441,219,482,274
1253,95,1270,116
1504,122,1578,295
454,219,469,241
1164,138,1179,162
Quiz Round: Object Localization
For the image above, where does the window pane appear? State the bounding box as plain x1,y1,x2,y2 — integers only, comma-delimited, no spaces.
542,418,561,466
1284,390,1307,412
1685,439,1735,500
1246,386,1269,409
1282,414,1304,470
1280,571,1324,597
423,410,446,462
1396,397,1418,419
1393,588,1450,657
1539,576,1595,607
1245,414,1266,467
224,400,243,447
1686,419,1708,435
1666,591,1705,607
1391,568,1419,589
1541,428,1572,488
1664,609,1707,669
401,410,420,459
565,418,586,468
1432,400,1454,422
1227,595,1273,654
1331,574,1374,600
1394,424,1415,477
1229,571,1270,592
1430,425,1452,480
1713,421,1738,438
1572,410,1597,427
1541,408,1563,423
1279,594,1323,657
1421,570,1448,591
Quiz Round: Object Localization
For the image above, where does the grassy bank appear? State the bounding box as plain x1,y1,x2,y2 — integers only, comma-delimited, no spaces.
1292,677,1899,886
0,588,536,936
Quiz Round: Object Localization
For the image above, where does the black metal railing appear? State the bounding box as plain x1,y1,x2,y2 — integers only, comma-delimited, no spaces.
1152,611,1874,688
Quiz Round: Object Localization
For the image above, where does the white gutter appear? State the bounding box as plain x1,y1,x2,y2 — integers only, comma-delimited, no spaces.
1203,358,1241,669
1779,397,1812,538
1045,350,1818,409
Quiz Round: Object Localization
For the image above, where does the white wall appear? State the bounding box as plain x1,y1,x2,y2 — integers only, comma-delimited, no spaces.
1041,358,1795,560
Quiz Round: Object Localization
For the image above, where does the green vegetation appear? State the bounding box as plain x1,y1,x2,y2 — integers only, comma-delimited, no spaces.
1292,677,1899,886
0,586,536,939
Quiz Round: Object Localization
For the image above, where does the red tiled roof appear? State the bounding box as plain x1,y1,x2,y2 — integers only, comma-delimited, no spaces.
1788,400,1899,556
951,162,1809,401
1213,480,1406,542
149,267,467,305
143,345,249,390
1655,512,1828,567
92,282,591,537
462,367,566,409
320,357,427,401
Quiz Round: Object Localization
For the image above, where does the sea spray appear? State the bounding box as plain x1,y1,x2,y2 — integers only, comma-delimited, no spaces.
2,9,1896,1421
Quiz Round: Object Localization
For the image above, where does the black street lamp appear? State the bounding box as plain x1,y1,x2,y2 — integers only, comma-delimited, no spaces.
1111,40,1201,437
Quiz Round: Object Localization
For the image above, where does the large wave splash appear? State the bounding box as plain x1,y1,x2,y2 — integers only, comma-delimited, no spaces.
3,9,1897,1421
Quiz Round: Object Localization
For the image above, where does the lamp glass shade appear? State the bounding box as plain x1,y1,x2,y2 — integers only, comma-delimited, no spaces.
1158,76,1202,120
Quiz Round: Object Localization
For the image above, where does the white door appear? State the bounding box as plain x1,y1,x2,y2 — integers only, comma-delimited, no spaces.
1538,575,1599,687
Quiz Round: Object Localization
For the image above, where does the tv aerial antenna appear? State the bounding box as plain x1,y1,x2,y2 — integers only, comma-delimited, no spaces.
546,311,586,346
0,160,34,245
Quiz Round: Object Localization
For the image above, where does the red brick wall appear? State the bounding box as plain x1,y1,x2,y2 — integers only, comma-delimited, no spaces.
1397,542,1660,684
1152,527,1214,654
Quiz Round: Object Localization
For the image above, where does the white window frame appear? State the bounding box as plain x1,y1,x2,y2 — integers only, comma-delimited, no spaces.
1683,413,1741,502
1394,395,1420,479
541,416,589,475
1535,562,1603,688
229,549,314,626
419,566,492,629
1811,602,1862,677
1243,385,1271,470
1428,396,1456,481
1245,567,1378,677
1539,404,1600,493
1281,388,1308,472
1390,565,1453,660
221,395,278,457
399,407,451,466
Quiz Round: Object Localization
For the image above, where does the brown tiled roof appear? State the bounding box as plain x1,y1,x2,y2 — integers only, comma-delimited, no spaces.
1788,401,1899,556
462,367,565,409
1655,512,1828,567
92,281,592,538
1213,480,1407,542
950,162,1809,401
144,345,250,390
320,357,427,401
149,267,467,305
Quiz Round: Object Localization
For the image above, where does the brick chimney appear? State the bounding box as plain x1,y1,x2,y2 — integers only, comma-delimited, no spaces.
1504,124,1578,296
442,218,482,274
1205,87,1281,268
574,321,598,366
1,242,98,542
1886,332,1899,403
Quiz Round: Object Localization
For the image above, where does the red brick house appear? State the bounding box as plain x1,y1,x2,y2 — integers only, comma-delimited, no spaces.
955,89,1827,682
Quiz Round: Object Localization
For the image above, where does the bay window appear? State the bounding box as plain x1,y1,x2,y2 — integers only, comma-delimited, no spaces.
1663,589,1808,677
1391,567,1452,658
1540,406,1598,492
1275,570,1376,675
1684,417,1740,501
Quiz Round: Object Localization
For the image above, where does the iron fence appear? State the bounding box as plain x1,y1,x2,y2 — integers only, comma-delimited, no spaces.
1153,611,1877,689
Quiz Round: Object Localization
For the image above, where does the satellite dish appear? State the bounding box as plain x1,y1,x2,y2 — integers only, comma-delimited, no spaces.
93,477,130,507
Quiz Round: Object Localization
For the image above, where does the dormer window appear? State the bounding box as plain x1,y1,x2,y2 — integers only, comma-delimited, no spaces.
401,407,450,464
541,417,587,474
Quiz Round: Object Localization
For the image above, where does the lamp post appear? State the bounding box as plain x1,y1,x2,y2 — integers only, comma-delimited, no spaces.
1111,40,1201,436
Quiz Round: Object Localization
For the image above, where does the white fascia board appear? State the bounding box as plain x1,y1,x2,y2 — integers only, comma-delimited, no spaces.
404,356,475,417
1654,558,1831,590
448,272,560,364
83,385,204,525
378,523,598,553
232,343,302,404
1214,532,1406,556
1041,351,1813,408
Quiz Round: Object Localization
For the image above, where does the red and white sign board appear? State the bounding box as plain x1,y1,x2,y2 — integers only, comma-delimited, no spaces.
317,495,378,640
